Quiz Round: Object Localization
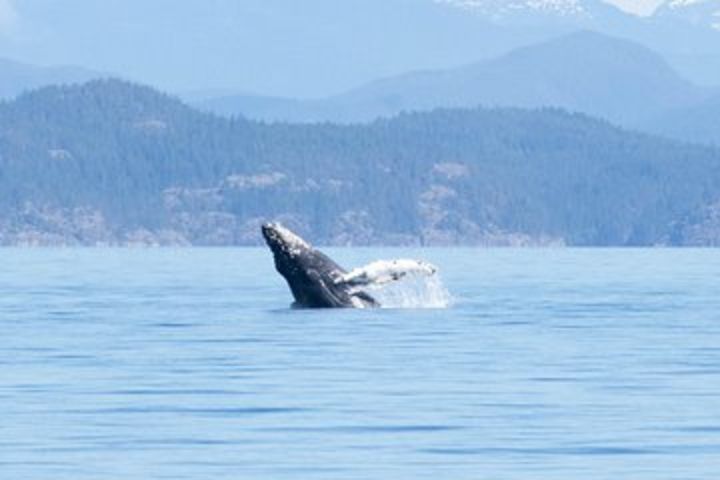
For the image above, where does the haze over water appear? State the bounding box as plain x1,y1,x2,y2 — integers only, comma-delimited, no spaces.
2,248,720,479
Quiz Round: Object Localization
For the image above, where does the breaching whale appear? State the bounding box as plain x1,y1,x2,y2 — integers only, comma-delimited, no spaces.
261,223,437,309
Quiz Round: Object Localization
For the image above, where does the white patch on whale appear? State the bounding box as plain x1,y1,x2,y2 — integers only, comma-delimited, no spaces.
342,259,451,309
270,223,312,256
340,259,437,287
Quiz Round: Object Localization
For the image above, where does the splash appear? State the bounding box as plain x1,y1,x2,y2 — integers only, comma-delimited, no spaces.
364,269,453,309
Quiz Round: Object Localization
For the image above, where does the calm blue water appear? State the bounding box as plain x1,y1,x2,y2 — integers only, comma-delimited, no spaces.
2,248,720,479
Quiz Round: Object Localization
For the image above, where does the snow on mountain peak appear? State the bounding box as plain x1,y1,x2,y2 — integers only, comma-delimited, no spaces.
436,0,588,17
658,0,720,29
667,0,706,7
438,0,720,26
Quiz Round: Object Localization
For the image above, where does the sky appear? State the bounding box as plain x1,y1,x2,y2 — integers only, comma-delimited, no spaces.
0,0,17,33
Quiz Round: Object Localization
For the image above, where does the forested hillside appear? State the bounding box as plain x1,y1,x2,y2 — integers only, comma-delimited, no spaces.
1,79,719,246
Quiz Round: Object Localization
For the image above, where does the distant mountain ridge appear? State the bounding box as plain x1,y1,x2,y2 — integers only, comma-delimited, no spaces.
2,0,719,97
0,58,105,99
2,79,720,247
646,94,720,145
195,31,720,145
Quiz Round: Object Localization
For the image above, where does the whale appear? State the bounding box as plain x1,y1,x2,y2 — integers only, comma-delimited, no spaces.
261,222,437,309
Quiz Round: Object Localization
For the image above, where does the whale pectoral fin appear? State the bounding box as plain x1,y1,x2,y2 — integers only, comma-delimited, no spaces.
342,270,405,287
351,290,380,308
339,259,438,287
305,269,348,308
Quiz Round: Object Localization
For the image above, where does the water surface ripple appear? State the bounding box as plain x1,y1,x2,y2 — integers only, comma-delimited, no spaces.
1,248,719,479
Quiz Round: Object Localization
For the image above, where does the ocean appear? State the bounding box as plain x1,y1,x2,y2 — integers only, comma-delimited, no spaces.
2,248,719,479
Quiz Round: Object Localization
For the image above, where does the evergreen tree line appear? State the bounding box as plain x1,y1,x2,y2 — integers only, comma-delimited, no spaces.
0,79,719,246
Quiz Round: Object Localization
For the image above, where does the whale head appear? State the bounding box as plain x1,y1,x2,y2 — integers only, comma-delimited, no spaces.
261,222,312,259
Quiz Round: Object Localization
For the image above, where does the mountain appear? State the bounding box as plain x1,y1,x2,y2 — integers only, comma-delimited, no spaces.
3,79,720,247
644,94,720,145
634,1,720,86
440,0,720,85
3,0,720,97
195,31,715,128
197,94,310,122
0,0,550,98
0,57,105,99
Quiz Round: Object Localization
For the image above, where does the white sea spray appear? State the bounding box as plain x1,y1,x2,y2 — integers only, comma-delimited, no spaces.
358,263,452,309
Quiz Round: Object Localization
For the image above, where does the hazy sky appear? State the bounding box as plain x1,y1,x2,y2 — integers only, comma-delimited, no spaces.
0,0,17,32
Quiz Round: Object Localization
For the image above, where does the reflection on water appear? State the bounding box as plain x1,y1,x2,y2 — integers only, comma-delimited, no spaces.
1,248,720,479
